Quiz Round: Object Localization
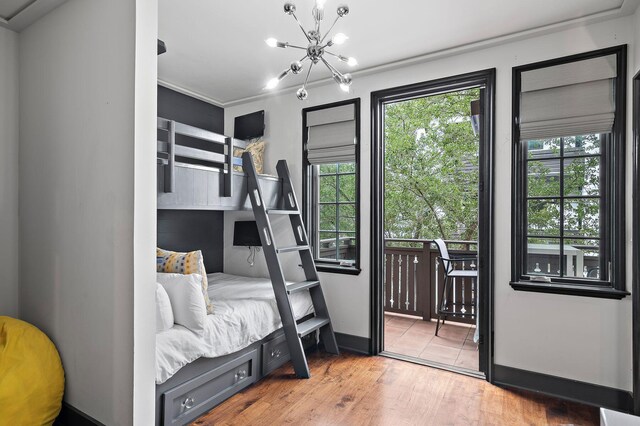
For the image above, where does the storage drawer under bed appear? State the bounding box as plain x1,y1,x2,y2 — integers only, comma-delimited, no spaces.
162,349,258,426
261,332,291,375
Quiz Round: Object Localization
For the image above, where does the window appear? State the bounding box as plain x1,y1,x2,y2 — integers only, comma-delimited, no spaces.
511,46,628,299
303,99,360,274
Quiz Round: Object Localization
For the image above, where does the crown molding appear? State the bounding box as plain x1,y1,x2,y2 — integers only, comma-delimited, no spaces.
0,0,68,32
166,0,640,108
157,80,225,108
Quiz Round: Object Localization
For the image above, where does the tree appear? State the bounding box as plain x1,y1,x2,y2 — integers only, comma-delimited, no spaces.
383,89,480,241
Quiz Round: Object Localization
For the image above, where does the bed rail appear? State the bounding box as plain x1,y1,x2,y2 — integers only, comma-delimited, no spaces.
157,118,247,197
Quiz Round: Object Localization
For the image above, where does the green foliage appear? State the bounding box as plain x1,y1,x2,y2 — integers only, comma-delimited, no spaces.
526,135,601,242
383,89,480,240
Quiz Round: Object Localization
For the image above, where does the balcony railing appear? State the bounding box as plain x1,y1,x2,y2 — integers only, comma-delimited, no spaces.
384,239,477,325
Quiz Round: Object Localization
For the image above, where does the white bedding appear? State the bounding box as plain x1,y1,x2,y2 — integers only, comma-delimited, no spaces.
155,272,314,384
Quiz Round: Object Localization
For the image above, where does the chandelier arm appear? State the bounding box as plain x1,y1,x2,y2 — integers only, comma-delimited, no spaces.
324,51,341,59
290,12,312,42
286,44,308,50
303,61,314,89
320,16,340,43
320,56,343,78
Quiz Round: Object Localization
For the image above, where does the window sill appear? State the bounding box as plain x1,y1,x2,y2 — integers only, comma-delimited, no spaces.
509,280,629,300
316,264,361,275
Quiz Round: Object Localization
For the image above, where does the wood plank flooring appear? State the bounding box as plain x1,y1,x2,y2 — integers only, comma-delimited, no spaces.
192,351,598,425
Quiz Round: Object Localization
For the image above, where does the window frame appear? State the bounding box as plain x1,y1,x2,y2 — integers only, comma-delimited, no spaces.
302,98,361,275
511,45,629,299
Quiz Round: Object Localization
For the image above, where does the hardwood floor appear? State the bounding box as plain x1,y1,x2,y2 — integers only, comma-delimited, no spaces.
193,351,598,425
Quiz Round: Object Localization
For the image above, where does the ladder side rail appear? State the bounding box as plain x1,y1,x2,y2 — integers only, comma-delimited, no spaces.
276,160,339,355
276,160,319,281
242,152,311,378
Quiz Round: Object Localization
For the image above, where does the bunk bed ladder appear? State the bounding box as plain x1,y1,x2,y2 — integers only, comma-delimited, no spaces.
242,152,339,378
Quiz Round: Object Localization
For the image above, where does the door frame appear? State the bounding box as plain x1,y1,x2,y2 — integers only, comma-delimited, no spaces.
370,69,496,380
633,69,640,415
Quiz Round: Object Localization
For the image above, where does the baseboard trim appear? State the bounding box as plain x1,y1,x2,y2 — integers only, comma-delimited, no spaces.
54,402,104,426
494,364,633,413
335,332,371,355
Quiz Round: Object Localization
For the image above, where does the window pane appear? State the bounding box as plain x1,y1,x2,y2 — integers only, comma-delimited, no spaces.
319,205,336,231
526,238,561,276
338,234,356,262
338,203,356,232
319,175,336,203
564,156,600,196
318,232,338,260
338,174,356,202
564,199,600,238
527,199,560,236
319,164,337,174
526,138,561,158
564,238,601,279
563,134,601,156
338,162,356,173
527,159,560,197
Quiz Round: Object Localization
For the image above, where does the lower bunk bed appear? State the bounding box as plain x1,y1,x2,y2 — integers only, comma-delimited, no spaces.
155,273,316,426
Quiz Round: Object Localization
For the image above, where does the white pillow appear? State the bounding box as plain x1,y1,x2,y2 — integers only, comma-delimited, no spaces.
156,283,174,333
157,273,207,336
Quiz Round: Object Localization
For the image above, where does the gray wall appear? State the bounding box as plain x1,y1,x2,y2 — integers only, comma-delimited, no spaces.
158,85,224,133
224,15,635,392
156,85,226,274
18,0,157,424
0,26,19,317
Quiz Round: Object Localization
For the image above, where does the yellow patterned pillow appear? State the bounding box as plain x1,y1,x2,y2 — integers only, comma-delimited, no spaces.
233,140,265,174
156,248,213,314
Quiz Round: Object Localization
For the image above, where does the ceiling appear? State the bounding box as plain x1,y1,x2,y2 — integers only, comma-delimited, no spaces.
0,0,68,32
159,0,636,106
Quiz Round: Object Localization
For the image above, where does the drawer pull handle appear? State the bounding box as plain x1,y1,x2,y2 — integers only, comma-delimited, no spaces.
235,369,247,381
271,349,281,358
182,397,195,410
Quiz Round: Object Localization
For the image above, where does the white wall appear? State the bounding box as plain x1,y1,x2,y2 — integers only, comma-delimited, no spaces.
0,26,19,317
636,7,640,70
225,16,636,391
18,0,157,424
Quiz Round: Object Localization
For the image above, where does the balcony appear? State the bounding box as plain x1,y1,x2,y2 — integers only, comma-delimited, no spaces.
383,238,479,371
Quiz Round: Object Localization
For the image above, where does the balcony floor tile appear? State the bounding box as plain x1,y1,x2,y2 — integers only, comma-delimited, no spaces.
384,312,478,372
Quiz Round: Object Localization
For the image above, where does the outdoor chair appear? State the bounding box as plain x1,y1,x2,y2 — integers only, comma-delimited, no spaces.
434,238,477,336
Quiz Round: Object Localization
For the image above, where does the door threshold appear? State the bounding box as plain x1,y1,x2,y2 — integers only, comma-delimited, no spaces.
381,350,485,379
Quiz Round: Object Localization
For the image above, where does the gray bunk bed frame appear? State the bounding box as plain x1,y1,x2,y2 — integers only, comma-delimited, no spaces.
156,118,313,425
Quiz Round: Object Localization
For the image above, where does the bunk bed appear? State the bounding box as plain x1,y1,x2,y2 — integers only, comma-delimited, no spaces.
155,118,313,426
156,117,281,210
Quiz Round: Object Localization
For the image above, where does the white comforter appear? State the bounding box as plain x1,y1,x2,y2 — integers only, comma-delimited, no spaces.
155,273,314,384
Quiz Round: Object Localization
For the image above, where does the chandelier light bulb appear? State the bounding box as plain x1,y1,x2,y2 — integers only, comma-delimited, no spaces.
347,57,358,66
315,0,327,10
332,33,348,45
265,38,278,48
340,83,351,92
265,77,280,90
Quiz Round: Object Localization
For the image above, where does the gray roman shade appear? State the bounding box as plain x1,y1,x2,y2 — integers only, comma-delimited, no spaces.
306,104,356,164
519,54,617,140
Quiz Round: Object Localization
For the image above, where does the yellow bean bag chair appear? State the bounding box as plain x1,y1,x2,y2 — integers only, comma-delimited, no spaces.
0,316,64,426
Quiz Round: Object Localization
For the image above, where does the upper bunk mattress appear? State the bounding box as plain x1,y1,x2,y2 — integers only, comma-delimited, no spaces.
156,272,314,384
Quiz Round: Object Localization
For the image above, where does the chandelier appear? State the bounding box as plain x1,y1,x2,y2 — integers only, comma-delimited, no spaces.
265,0,356,100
